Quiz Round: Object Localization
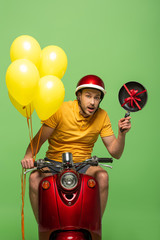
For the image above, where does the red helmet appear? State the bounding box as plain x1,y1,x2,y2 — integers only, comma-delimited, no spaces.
75,75,106,99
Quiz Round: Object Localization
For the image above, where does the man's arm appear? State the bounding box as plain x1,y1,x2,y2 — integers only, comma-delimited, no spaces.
21,124,55,169
102,116,131,159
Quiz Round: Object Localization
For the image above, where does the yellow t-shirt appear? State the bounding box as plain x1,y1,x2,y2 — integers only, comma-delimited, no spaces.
43,100,114,163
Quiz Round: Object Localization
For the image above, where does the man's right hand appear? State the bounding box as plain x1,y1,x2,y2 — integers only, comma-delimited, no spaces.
21,157,34,169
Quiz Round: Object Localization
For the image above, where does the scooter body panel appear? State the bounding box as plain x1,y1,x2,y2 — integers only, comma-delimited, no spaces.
38,172,101,240
38,175,61,231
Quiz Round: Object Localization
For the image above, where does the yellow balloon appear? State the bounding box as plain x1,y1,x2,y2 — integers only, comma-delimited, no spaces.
39,46,67,79
9,93,34,118
10,35,41,67
6,59,40,106
33,75,65,120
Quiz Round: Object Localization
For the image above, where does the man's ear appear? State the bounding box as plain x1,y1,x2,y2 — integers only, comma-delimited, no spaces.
77,90,82,99
76,91,82,104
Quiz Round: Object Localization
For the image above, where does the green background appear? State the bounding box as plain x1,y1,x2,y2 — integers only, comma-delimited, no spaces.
0,0,159,239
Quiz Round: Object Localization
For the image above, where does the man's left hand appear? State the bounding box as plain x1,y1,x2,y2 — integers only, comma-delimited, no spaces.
118,116,131,134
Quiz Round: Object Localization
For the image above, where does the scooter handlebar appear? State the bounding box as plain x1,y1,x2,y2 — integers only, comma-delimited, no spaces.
32,157,113,171
98,158,113,163
34,159,46,168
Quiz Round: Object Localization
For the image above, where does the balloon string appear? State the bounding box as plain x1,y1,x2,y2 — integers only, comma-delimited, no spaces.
26,107,34,158
27,118,34,157
21,106,34,240
21,106,43,240
34,124,43,160
21,167,26,240
26,105,43,161
30,107,34,149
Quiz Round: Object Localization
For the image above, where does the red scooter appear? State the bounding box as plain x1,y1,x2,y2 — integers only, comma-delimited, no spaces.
25,153,113,240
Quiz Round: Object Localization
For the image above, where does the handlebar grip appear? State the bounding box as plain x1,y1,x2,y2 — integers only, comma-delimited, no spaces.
34,161,37,167
98,158,113,163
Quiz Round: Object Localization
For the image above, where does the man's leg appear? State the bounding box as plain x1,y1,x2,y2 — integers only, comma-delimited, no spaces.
29,170,52,222
85,166,109,216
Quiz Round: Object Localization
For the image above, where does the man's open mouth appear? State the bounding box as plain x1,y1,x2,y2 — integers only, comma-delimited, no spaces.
87,107,95,112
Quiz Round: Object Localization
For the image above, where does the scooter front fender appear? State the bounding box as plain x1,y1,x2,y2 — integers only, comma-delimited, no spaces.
39,231,91,240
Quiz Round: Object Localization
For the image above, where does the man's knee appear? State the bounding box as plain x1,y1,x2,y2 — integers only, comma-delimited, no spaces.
95,170,109,190
29,171,41,193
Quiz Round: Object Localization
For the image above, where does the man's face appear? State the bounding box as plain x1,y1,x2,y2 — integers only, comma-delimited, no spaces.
77,88,101,117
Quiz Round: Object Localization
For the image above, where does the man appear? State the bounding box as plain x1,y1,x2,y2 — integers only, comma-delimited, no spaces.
21,75,131,222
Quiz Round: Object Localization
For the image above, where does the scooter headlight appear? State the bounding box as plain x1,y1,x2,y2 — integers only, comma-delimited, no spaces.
60,172,78,190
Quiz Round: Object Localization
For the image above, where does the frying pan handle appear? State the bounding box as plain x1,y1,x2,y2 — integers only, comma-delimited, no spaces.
124,111,130,118
120,111,130,132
